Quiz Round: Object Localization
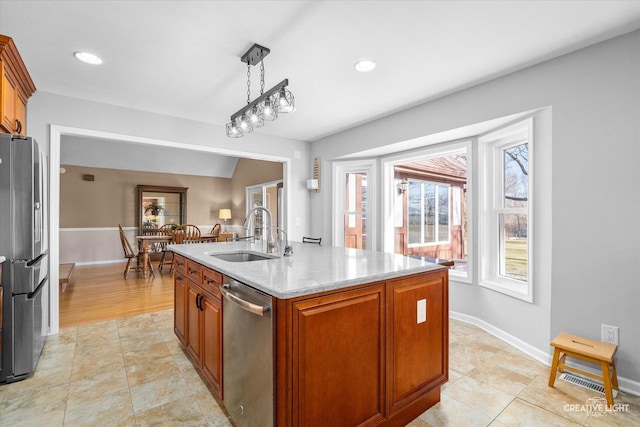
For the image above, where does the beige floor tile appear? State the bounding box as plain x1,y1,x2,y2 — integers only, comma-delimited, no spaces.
134,395,209,426
442,375,515,420
495,398,582,426
466,356,536,395
417,393,495,427
67,366,129,404
193,391,231,426
518,374,592,424
181,369,212,395
1,365,72,401
0,382,68,427
449,340,496,374
119,332,166,353
173,350,197,372
63,388,135,426
125,355,181,387
71,355,126,381
129,373,192,413
122,341,173,367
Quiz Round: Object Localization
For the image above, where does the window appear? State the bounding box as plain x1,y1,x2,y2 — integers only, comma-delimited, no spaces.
480,119,533,301
407,180,450,245
333,160,377,250
383,142,470,280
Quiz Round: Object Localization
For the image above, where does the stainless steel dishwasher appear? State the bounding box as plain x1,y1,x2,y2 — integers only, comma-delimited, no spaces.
221,276,274,427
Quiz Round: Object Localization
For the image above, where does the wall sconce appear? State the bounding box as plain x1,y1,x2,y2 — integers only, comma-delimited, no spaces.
219,208,232,232
397,178,408,195
307,179,319,192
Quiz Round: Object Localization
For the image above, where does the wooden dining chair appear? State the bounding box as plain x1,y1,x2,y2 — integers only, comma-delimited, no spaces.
168,224,201,273
173,224,201,244
302,236,322,245
157,224,176,272
211,223,221,240
118,224,154,279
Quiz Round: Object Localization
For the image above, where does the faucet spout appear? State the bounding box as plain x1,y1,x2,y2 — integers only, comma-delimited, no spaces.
243,207,275,252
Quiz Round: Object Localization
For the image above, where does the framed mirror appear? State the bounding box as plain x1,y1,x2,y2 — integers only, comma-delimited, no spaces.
136,185,188,235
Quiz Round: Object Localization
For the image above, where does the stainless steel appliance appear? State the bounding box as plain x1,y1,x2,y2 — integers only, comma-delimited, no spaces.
0,133,49,383
221,277,274,427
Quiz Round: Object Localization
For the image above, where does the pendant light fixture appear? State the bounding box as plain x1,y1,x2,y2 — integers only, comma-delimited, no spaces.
226,43,294,138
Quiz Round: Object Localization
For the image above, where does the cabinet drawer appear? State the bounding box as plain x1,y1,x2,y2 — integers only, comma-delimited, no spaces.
202,267,222,298
174,254,187,275
186,260,202,282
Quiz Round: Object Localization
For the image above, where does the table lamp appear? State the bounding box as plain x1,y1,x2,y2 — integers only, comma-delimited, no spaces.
219,209,232,232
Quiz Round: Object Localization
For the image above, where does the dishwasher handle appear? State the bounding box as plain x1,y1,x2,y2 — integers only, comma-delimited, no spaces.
221,284,270,316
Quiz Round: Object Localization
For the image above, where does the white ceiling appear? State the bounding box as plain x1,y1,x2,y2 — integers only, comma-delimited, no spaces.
1,1,640,142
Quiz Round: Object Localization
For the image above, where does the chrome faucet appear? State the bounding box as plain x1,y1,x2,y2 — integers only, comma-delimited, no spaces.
271,225,293,256
243,207,276,253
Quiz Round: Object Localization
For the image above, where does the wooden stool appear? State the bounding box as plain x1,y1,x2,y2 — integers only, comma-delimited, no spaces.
548,333,619,407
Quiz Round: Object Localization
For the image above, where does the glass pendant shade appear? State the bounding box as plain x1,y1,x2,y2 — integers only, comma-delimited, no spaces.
248,106,264,128
274,86,295,113
260,98,278,121
239,113,253,133
226,120,243,138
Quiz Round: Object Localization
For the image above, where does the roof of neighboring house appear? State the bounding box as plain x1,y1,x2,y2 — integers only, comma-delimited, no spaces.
395,156,467,185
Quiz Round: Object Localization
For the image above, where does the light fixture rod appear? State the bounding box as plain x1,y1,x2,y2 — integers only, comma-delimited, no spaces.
230,78,289,121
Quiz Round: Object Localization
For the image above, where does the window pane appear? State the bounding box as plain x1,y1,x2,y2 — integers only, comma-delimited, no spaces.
499,213,528,281
345,172,368,249
438,185,449,241
423,183,435,243
503,143,528,209
407,181,421,244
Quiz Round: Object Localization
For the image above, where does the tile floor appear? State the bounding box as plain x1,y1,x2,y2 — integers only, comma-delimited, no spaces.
0,311,638,426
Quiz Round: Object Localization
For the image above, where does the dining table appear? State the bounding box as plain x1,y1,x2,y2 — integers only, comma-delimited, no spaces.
135,234,219,278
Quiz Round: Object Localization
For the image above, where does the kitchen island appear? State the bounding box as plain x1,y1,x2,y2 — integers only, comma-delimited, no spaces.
171,241,448,427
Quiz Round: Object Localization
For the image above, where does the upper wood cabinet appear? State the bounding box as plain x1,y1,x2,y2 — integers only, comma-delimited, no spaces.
0,35,36,136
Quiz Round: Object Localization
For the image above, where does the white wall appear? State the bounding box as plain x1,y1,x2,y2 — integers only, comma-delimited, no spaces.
311,30,640,387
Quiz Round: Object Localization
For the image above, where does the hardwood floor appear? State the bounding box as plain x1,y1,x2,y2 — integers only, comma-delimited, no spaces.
59,261,174,328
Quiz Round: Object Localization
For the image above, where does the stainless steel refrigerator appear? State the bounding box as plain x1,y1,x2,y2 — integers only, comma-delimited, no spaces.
0,133,49,383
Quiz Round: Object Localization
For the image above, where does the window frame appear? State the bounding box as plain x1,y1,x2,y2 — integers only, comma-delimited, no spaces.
479,118,534,302
332,159,377,250
381,140,472,283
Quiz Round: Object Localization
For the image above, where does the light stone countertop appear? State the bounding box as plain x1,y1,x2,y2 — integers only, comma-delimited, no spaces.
169,241,445,299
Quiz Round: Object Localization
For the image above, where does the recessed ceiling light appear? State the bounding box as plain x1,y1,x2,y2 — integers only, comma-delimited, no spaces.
73,51,103,65
354,59,376,72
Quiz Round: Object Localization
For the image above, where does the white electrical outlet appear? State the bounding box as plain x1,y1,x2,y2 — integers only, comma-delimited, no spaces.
601,324,619,345
417,299,426,324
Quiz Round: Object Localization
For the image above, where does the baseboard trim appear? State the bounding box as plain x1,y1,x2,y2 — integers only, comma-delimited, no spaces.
449,311,640,397
74,259,125,266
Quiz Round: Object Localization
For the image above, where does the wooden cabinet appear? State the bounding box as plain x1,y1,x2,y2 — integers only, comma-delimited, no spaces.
173,254,223,399
174,271,187,345
276,268,448,427
0,35,36,136
386,271,448,422
201,286,223,397
291,284,386,426
186,279,202,362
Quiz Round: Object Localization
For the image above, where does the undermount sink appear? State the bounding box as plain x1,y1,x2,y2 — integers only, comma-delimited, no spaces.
210,252,275,262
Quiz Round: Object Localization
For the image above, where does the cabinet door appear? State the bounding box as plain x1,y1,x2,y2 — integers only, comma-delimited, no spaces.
186,281,202,363
201,292,222,399
174,273,187,345
292,285,385,427
387,271,448,414
15,94,26,136
1,66,17,133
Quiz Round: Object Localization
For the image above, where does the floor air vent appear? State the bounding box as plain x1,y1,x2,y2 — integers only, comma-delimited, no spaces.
559,373,618,397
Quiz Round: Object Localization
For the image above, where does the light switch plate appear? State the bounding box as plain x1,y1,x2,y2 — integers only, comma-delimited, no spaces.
417,299,426,324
